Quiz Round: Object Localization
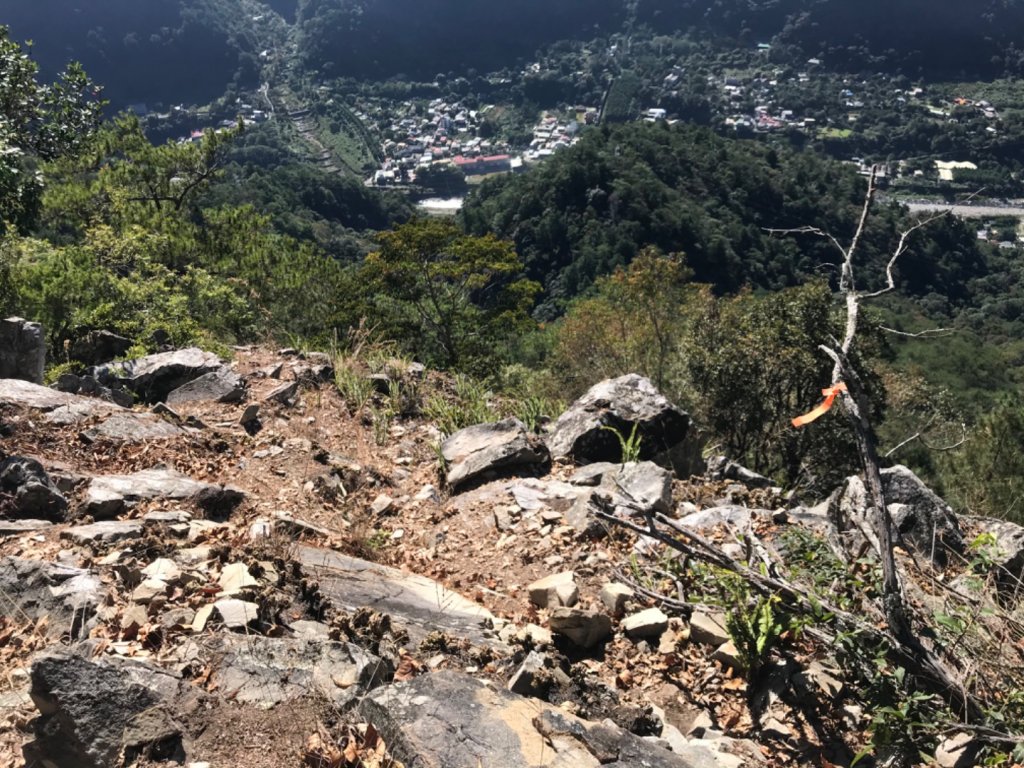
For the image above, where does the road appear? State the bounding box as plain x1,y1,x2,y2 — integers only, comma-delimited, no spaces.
903,202,1024,219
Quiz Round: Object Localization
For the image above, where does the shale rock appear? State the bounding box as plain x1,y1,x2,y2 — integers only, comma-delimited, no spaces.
0,317,45,383
93,347,223,403
441,418,549,489
547,374,698,472
0,456,67,520
83,468,244,519
166,367,245,405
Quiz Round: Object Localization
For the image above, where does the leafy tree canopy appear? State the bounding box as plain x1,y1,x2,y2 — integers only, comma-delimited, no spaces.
360,219,539,371
0,26,104,234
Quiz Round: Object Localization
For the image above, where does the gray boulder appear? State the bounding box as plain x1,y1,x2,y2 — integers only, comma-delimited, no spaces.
296,545,505,650
548,607,613,648
83,468,245,519
547,374,698,473
53,373,133,407
0,317,45,383
0,456,68,520
0,557,107,639
69,330,132,366
79,412,187,443
832,465,963,567
360,671,692,768
208,634,390,707
27,650,186,768
166,367,245,405
882,465,964,563
565,461,674,536
441,418,549,489
93,347,223,403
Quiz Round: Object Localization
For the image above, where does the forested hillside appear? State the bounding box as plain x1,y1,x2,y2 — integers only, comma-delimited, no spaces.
461,123,983,316
4,0,283,107
294,0,626,79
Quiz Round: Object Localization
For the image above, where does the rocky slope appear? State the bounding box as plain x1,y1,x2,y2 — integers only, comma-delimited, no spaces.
1,330,1022,768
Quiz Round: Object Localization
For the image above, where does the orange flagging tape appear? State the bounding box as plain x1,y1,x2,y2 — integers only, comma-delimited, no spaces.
792,382,847,428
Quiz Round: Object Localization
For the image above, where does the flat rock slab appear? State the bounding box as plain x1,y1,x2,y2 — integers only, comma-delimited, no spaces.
83,469,244,519
441,418,549,489
62,521,144,546
0,518,54,536
0,378,122,423
81,412,186,443
360,671,693,768
202,635,388,707
296,545,505,649
166,367,244,405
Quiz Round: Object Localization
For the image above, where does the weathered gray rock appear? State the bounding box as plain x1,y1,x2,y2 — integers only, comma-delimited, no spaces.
80,412,186,443
166,367,244,405
442,418,549,489
68,330,132,366
547,374,699,472
527,571,579,609
62,520,145,546
53,373,134,407
0,378,122,422
93,347,223,403
548,607,613,648
27,649,185,768
565,461,675,536
0,317,45,383
621,607,669,639
83,468,245,519
296,545,505,649
213,598,260,630
832,466,964,567
882,465,964,564
0,518,53,536
0,456,68,520
360,671,692,768
263,380,298,404
205,634,390,706
507,651,556,698
688,610,730,646
0,557,107,639
600,582,634,616
934,732,983,768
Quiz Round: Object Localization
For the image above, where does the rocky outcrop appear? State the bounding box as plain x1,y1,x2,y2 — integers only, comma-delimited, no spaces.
0,378,122,422
565,460,674,536
0,317,45,383
0,557,107,639
546,374,699,473
359,671,694,768
0,456,68,520
93,347,223,403
831,465,964,567
83,468,245,519
441,418,550,489
68,330,132,367
882,465,965,563
295,545,505,649
27,650,188,768
166,367,245,405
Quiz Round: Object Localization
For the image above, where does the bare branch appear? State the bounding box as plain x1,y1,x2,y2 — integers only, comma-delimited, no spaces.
862,208,952,299
878,326,955,338
765,225,848,261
